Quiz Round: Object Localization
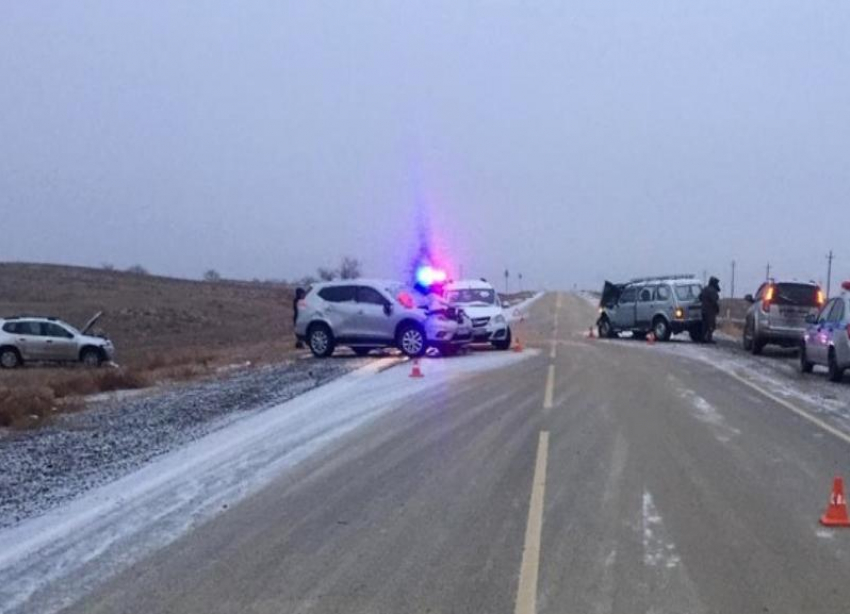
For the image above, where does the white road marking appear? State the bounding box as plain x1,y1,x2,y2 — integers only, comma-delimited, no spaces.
514,431,549,614
723,370,850,447
549,341,557,359
543,364,555,410
642,491,681,569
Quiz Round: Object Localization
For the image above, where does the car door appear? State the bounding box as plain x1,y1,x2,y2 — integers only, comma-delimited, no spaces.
316,285,359,337
354,286,393,342
636,286,656,328
809,299,836,364
11,320,48,360
41,322,79,362
614,287,638,329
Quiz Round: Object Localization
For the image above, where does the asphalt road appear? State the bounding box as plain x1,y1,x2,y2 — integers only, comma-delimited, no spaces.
48,294,850,612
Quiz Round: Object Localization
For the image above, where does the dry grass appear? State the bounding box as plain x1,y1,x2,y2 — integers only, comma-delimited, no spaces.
0,263,301,429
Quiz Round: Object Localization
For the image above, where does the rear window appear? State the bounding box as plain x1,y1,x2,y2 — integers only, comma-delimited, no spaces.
773,283,820,306
318,286,356,303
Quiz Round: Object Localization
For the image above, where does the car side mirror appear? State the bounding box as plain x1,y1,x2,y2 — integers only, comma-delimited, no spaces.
383,303,393,316
744,294,754,303
805,314,817,325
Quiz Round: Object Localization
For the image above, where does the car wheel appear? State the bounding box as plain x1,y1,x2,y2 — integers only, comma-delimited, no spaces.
397,323,426,358
353,347,373,357
493,328,512,351
751,338,764,355
598,317,614,339
652,317,671,342
800,344,814,374
0,347,21,369
308,324,335,358
828,350,845,383
80,348,103,368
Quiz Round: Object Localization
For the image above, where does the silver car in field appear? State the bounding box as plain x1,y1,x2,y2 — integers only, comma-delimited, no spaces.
295,280,473,358
743,281,824,355
597,275,704,341
0,313,114,368
800,286,850,382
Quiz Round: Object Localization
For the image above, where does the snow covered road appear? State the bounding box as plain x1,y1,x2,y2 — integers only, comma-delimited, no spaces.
0,350,535,614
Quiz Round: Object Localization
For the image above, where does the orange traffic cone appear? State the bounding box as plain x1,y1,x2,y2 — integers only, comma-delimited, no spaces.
646,332,656,345
821,477,850,527
513,336,524,353
409,359,424,379
587,326,595,339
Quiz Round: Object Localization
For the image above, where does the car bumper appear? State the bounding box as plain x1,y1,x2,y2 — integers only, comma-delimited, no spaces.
471,325,509,342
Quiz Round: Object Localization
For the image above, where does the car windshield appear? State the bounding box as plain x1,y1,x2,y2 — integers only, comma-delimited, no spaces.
674,284,703,301
446,289,496,306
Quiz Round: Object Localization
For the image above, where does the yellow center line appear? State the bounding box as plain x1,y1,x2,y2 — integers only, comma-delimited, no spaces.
543,364,555,410
514,431,550,614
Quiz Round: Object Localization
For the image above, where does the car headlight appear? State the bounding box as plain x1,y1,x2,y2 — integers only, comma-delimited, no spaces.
494,314,506,325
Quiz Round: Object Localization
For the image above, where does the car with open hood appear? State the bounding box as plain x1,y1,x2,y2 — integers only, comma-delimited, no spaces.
0,312,115,368
597,275,704,341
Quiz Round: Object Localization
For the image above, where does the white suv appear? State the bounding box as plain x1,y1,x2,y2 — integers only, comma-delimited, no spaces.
444,279,512,350
0,313,114,368
295,280,473,358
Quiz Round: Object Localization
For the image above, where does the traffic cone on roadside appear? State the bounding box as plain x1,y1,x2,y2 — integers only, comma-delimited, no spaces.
820,477,850,527
587,326,595,339
646,332,656,345
409,359,424,379
513,336,524,353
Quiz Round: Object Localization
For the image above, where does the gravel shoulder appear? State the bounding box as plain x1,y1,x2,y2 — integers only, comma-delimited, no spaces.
0,354,371,529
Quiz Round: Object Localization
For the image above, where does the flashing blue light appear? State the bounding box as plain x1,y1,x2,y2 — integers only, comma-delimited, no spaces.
416,265,447,287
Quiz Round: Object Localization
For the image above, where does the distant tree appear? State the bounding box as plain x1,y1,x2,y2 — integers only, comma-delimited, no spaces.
317,267,338,281
203,269,222,282
127,264,149,275
298,275,318,286
101,262,115,271
339,256,362,280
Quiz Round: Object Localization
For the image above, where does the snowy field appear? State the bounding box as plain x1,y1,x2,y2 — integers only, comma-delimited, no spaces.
0,349,537,614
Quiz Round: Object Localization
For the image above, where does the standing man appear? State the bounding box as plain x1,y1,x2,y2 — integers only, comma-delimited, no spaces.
293,287,306,349
699,276,721,343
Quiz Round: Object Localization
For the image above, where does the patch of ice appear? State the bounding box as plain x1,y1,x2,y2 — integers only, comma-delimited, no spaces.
642,491,681,569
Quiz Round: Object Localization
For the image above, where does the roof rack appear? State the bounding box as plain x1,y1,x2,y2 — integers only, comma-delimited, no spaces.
2,315,59,321
628,274,699,284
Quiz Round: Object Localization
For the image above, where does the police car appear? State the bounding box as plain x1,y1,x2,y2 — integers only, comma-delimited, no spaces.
800,281,850,382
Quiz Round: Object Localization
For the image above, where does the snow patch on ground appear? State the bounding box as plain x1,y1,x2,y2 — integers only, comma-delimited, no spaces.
0,350,535,614
642,491,681,569
669,375,741,442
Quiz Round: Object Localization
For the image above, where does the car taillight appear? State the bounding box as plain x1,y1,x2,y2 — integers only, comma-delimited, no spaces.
816,289,825,307
762,285,774,313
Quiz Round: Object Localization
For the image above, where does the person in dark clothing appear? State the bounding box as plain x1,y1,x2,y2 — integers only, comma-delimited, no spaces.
293,287,306,349
699,277,721,343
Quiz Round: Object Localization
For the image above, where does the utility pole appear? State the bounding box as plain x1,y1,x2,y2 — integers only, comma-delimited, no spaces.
504,268,510,293
827,250,834,298
518,273,523,292
766,262,771,281
730,260,736,299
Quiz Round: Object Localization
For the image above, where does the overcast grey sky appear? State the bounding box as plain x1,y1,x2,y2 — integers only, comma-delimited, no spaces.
1,1,848,293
